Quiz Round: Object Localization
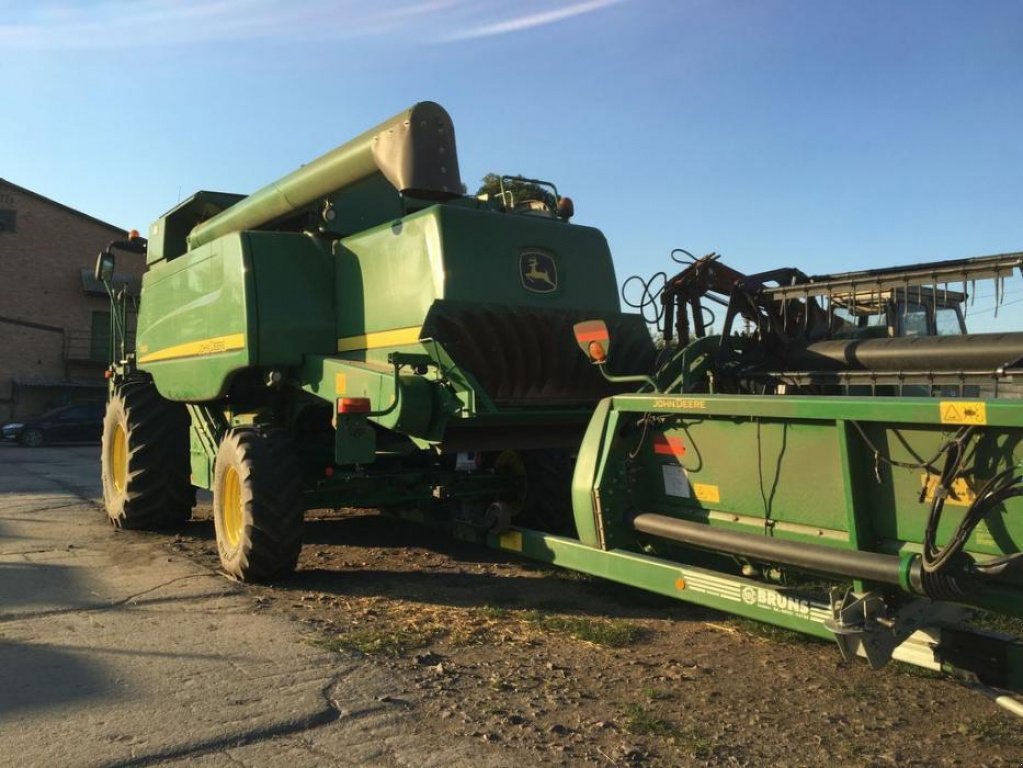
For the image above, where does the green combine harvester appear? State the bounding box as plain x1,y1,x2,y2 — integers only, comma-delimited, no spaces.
96,102,1023,703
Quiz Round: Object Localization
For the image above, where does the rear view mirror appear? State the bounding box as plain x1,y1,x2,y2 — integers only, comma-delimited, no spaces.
94,250,115,283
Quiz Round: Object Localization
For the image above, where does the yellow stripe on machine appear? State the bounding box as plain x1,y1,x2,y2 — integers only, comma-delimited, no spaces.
137,333,246,364
336,326,422,353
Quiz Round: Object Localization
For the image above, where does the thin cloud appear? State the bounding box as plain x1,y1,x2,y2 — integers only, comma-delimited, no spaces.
0,0,626,50
439,0,628,42
0,0,459,48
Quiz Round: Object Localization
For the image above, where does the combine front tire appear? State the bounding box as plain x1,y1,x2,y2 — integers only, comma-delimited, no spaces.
213,428,303,582
102,381,193,529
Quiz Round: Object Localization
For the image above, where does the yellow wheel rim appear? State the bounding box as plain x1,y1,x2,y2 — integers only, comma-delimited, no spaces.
111,423,127,494
221,466,243,548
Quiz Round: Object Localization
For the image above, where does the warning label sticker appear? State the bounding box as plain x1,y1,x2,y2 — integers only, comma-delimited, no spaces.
939,401,986,425
920,474,978,508
693,483,720,503
662,465,691,498
663,467,721,504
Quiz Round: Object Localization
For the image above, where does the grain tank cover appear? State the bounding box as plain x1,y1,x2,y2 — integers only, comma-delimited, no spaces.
187,101,461,251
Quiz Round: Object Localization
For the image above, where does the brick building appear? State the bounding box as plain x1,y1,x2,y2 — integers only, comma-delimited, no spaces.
0,179,146,420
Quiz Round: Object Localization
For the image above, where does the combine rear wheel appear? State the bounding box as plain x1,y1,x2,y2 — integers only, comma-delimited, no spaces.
213,428,304,582
496,449,576,536
101,380,193,529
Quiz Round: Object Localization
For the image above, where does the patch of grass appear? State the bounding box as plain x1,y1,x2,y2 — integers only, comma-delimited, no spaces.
675,725,715,760
315,628,436,658
524,611,644,647
970,609,1023,637
477,604,511,620
620,706,715,759
448,625,493,647
892,660,944,681
621,704,678,737
958,714,1022,744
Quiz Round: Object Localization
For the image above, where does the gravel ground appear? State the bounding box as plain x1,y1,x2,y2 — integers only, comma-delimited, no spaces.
168,506,1023,767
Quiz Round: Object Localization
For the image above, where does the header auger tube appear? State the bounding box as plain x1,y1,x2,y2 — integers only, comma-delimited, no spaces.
187,101,462,250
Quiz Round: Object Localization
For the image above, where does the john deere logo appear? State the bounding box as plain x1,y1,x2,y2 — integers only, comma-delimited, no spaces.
520,251,558,293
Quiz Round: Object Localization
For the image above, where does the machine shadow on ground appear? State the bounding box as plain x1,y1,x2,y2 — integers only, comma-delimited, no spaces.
181,509,720,625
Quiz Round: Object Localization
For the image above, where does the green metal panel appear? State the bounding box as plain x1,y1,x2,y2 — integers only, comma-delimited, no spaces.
137,236,253,401
189,425,213,489
246,231,336,364
335,211,442,353
492,528,835,639
334,204,622,365
298,355,454,443
571,397,614,547
139,231,336,401
640,418,850,533
593,393,1023,574
436,205,619,310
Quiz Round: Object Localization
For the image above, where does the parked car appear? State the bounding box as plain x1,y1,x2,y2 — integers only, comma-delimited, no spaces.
2,403,105,446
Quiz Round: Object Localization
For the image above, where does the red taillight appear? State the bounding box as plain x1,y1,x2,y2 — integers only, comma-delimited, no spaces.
653,435,686,457
337,397,371,414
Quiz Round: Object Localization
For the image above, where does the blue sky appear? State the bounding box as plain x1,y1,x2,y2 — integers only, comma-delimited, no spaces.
3,0,1021,329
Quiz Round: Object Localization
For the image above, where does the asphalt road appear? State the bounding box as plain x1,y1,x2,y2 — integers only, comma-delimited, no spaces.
0,443,528,768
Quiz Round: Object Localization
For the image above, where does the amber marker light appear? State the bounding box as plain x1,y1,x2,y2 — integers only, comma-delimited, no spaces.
337,397,371,414
574,320,611,364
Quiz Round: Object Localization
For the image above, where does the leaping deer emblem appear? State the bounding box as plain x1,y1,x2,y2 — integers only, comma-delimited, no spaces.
522,254,557,292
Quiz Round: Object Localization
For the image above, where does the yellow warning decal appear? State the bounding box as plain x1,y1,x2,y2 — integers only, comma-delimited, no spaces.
334,372,347,394
499,531,523,552
920,474,978,508
939,401,987,426
693,483,721,503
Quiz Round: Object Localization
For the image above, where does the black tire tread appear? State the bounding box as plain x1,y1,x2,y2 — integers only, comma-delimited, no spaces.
519,449,577,536
102,379,193,530
215,428,303,582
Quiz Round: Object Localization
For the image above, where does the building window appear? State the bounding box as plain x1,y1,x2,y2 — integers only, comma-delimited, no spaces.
0,210,15,233
90,311,111,362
